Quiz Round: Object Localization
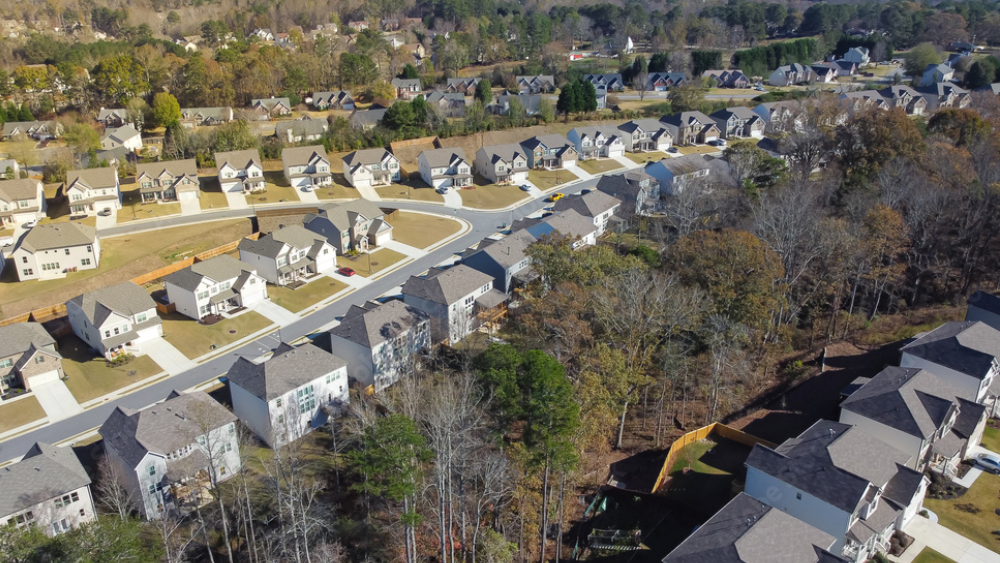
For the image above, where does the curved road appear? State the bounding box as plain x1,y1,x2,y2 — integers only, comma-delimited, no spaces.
0,176,603,464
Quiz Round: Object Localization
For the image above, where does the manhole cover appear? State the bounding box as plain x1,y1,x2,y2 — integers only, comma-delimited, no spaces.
229,330,237,334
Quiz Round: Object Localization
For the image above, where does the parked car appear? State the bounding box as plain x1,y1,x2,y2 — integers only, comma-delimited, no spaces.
436,186,448,194
98,208,113,216
708,139,727,147
519,184,532,191
667,147,679,154
548,193,564,202
337,267,356,277
0,235,13,247
22,220,36,228
978,453,1000,474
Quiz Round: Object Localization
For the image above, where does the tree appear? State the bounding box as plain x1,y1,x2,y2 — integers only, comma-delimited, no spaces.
91,55,148,105
691,50,722,75
339,53,378,88
211,120,257,153
649,52,671,73
929,108,991,146
383,100,417,129
836,108,924,184
151,92,181,128
367,79,396,101
668,83,706,113
475,78,493,105
167,10,180,23
724,141,787,191
903,42,940,77
64,123,100,155
921,12,968,47
399,64,420,79
966,59,998,90
631,68,650,101
181,53,210,107
13,65,50,92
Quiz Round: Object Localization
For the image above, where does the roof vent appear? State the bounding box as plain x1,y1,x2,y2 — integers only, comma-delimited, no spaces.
828,428,836,437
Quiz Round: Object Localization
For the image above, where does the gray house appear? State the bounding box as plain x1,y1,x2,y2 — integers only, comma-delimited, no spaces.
238,226,337,285
303,199,393,253
595,170,659,216
645,155,712,195
461,230,538,294
311,91,355,110
0,442,96,536
966,291,1000,331
402,265,504,343
0,322,63,393
350,107,388,130
276,119,329,143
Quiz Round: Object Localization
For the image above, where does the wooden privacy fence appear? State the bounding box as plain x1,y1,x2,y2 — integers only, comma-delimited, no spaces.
390,135,441,150
649,422,777,494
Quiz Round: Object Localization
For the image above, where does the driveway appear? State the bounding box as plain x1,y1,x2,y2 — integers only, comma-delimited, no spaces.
94,211,118,231
892,514,1000,563
612,155,643,169
143,337,197,375
297,187,320,203
252,299,302,326
180,198,201,216
355,184,383,202
224,191,250,210
32,380,83,422
441,188,463,208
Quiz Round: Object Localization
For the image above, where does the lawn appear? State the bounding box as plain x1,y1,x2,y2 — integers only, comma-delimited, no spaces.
59,335,164,404
925,471,1000,553
912,548,956,563
39,189,97,227
677,145,723,155
390,211,463,249
314,182,358,201
199,177,230,211
662,436,753,519
0,396,46,433
268,278,350,313
460,183,531,210
336,248,408,277
528,169,578,190
625,151,668,165
117,185,182,223
376,183,445,203
578,159,623,175
245,171,301,205
160,311,274,359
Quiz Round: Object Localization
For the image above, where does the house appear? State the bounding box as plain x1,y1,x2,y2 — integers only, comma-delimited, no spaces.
402,264,504,343
65,167,122,216
875,86,927,115
461,230,538,294
1,121,61,140
595,170,660,215
0,158,20,179
445,77,480,94
839,91,889,113
950,41,980,53
425,91,466,118
281,145,332,189
401,43,426,62
900,321,1000,414
303,199,393,252
319,300,430,392
840,365,986,479
67,281,162,360
173,37,197,52
916,82,971,111
843,46,870,66
228,342,348,447
583,74,625,91
710,107,766,139
966,290,1000,331
616,119,673,152
661,111,720,145
514,75,555,94
509,209,599,250
417,148,473,189
702,69,750,89
596,88,608,110
811,64,839,84
566,126,626,160
251,97,293,117
348,20,369,30
135,159,200,203
311,90,354,111
309,22,338,40
520,135,579,169
0,323,64,393
834,60,859,77
752,100,807,131
342,148,401,188
349,107,388,130
474,144,529,185
97,108,130,127
0,178,45,228
551,189,620,235
99,390,240,519
276,119,328,143
163,255,268,320
768,63,813,87
920,63,954,87
179,107,233,127
745,420,929,562
663,492,849,563
489,93,540,116
0,442,96,536
252,28,274,41
12,223,100,281
238,225,336,285
645,155,712,195
390,78,422,99
100,125,143,152
215,149,265,194
646,72,686,91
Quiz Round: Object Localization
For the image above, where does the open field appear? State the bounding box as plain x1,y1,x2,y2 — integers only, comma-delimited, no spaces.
528,168,578,190
390,211,463,249
578,159,623,175
336,248,408,277
160,311,274,359
0,219,253,318
461,178,531,209
0,396,46,433
925,471,1000,553
268,278,349,313
59,335,163,404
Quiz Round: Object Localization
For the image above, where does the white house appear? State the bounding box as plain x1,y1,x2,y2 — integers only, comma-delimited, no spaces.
99,390,240,519
281,145,332,189
251,97,292,116
920,63,954,87
843,46,870,66
644,155,712,195
566,126,626,160
238,225,336,285
417,148,473,190
616,120,672,152
65,167,122,216
550,189,621,236
100,125,143,152
474,144,529,185
0,442,96,536
228,342,349,447
12,222,100,281
66,281,163,360
0,178,46,228
768,63,813,87
402,264,505,343
215,149,265,194
163,255,268,320
0,322,64,393
342,148,401,188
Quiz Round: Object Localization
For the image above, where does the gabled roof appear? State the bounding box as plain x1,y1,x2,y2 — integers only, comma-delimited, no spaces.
276,119,329,138
841,366,966,439
215,149,261,171
227,342,346,402
307,199,386,232
344,148,395,168
710,107,760,121
329,299,430,348
661,111,714,128
969,290,1000,316
17,222,97,253
463,230,538,269
390,78,421,89
101,125,141,144
97,108,128,121
0,322,55,359
66,167,118,191
511,208,597,241
239,225,325,258
420,147,468,168
521,134,574,151
551,189,620,219
477,143,528,166
68,281,156,326
136,159,198,181
163,255,257,292
902,321,1000,380
426,91,466,104
0,442,91,518
312,90,353,104
648,154,711,176
281,145,329,166
350,108,388,127
402,264,493,305
252,97,292,110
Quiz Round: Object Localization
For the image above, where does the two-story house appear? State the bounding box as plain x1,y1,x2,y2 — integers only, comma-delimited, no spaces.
311,90,355,111
402,265,504,343
12,223,100,281
615,119,672,153
0,442,96,536
65,167,122,217
215,149,265,194
425,91,467,118
661,112,720,146
920,64,954,87
67,281,162,360
839,91,889,114
342,148,401,188
303,199,393,252
583,74,625,91
281,145,332,189
515,75,555,94
745,420,928,563
843,46,870,66
100,125,142,152
474,144,529,185
180,107,233,128
0,322,63,393
446,77,481,94
519,135,579,170
875,86,927,116
768,63,813,86
251,97,293,117
97,108,130,128
163,255,268,320
509,209,599,250
644,155,712,195
551,189,621,236
418,148,473,190
238,225,336,285
0,178,46,228
710,107,767,139
461,230,538,294
1,121,62,141
276,119,329,144
567,126,626,160
228,342,349,447
135,159,201,203
318,300,431,392
647,72,686,91
917,82,971,111
99,390,240,519
390,78,422,99
595,170,660,216
701,69,750,89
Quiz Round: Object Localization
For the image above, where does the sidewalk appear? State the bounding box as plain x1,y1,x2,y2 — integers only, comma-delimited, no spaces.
891,514,1000,563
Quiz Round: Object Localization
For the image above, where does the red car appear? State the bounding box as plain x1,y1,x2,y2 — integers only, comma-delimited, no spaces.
337,267,356,277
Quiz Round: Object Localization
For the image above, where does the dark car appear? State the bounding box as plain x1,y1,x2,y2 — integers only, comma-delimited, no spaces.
337,267,356,277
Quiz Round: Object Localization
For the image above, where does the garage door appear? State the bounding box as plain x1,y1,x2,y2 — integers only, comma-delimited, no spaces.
608,148,624,158
178,191,199,201
28,370,61,387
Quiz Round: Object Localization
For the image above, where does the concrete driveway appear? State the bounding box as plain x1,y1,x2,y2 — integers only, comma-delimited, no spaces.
441,188,462,208
354,184,382,202
180,198,201,216
298,186,320,203
252,299,302,326
32,380,83,422
892,514,1000,563
225,191,250,210
143,337,197,375
94,211,118,231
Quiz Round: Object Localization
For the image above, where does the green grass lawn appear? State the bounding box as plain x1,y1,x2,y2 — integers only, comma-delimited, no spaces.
913,548,956,563
390,211,463,249
662,436,752,519
198,177,230,211
981,425,1000,453
0,396,46,433
336,248,408,277
925,471,1000,553
459,183,531,210
625,151,668,165
268,279,350,313
246,172,302,205
376,184,445,203
160,311,274,359
528,169,578,190
59,335,164,404
578,159,623,175
669,440,732,476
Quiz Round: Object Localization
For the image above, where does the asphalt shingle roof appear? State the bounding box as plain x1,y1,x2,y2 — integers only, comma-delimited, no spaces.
18,223,96,252
0,178,40,203
66,167,118,191
0,322,55,359
463,230,538,269
227,342,347,402
0,442,91,518
402,264,493,305
902,321,1000,380
551,189,620,219
239,225,325,258
68,281,157,327
328,299,430,348
163,255,257,292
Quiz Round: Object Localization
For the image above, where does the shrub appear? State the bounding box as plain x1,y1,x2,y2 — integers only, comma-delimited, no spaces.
107,353,135,367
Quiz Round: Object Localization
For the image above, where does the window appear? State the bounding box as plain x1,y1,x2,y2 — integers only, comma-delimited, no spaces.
226,442,233,452
219,466,227,476
276,397,282,407
41,262,60,271
277,414,284,424
148,485,156,495
136,312,147,323
35,356,44,364
326,374,332,384
79,509,85,517
796,492,802,500
0,359,12,369
148,465,156,476
198,436,206,446
197,290,209,300
64,248,70,255
21,256,27,263
21,268,32,276
229,423,235,435
81,258,91,266
104,330,111,338
113,327,120,336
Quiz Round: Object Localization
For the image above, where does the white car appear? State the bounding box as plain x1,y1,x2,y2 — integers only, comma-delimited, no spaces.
22,220,36,228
